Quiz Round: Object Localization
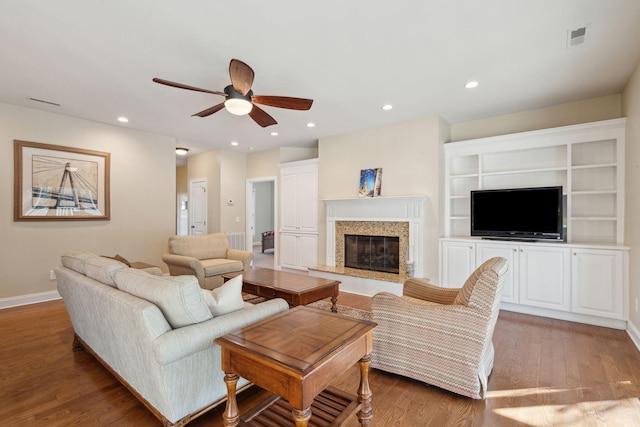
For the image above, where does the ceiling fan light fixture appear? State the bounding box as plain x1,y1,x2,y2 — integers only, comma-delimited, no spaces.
175,147,189,155
224,98,253,116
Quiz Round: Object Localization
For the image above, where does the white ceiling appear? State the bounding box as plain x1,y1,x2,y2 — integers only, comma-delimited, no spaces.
2,1,639,165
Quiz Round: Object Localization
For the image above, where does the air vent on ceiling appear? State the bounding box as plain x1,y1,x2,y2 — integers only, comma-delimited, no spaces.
567,26,587,47
28,97,60,107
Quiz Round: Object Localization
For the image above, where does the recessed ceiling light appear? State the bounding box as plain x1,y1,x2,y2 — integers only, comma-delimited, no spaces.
464,81,479,89
231,141,239,146
117,116,129,123
270,132,278,136
307,122,316,128
382,104,393,111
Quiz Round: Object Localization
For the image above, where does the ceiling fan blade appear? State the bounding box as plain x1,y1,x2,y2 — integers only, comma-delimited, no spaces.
229,59,255,96
249,104,277,127
252,95,313,110
153,78,226,97
192,102,225,117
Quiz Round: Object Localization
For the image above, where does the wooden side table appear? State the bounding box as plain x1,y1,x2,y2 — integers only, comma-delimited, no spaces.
214,306,377,426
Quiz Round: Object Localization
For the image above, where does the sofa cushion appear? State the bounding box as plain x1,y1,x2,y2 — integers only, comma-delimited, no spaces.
168,233,229,260
84,255,128,287
60,250,94,274
200,258,244,277
115,269,212,328
200,274,245,316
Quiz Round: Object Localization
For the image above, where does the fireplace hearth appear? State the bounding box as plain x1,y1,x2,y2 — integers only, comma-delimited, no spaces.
344,234,400,274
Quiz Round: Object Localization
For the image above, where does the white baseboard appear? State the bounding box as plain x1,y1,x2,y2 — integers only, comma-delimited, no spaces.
627,320,640,352
0,290,61,310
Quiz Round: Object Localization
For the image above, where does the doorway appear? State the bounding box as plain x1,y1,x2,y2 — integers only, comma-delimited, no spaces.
189,178,207,235
246,177,277,268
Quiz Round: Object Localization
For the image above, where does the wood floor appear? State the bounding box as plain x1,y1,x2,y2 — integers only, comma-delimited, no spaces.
2,294,640,426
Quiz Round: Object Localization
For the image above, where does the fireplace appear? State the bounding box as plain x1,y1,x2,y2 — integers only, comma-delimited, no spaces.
320,195,428,283
344,234,400,273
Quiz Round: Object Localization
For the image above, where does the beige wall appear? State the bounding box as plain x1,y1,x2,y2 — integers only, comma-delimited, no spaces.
318,116,444,280
0,103,176,301
622,59,640,331
451,94,622,141
219,150,247,233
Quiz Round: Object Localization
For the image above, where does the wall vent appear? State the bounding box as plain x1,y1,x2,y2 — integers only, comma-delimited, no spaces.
567,26,587,47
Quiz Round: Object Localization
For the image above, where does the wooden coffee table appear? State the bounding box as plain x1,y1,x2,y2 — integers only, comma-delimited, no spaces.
215,306,377,426
223,268,340,313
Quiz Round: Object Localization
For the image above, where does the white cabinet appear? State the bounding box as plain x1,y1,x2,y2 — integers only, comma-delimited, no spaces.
440,240,475,289
280,233,318,270
571,248,626,320
474,242,519,304
518,244,571,311
444,119,626,244
279,159,318,270
439,238,628,328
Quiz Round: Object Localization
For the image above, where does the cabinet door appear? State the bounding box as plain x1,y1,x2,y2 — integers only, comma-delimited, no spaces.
280,172,299,231
280,233,299,269
299,234,318,269
476,242,518,304
571,248,623,319
440,241,475,288
519,245,571,311
297,168,318,233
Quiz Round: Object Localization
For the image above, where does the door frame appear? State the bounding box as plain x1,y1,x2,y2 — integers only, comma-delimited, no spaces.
189,177,207,236
246,176,278,268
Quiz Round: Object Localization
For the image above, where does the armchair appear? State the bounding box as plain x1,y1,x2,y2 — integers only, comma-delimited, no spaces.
162,233,253,290
370,257,507,399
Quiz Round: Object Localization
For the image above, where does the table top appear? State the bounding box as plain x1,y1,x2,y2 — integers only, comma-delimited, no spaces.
215,305,376,376
224,268,340,293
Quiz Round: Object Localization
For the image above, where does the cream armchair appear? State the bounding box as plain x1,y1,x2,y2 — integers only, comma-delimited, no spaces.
162,233,253,290
370,257,507,399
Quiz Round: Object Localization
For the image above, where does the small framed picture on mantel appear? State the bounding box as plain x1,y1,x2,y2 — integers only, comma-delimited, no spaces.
358,168,382,198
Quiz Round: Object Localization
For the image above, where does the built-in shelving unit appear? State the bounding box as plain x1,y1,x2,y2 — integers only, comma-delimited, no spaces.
444,118,626,244
441,119,629,329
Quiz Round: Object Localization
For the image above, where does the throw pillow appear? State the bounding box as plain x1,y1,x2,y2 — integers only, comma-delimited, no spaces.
116,269,212,328
201,274,245,316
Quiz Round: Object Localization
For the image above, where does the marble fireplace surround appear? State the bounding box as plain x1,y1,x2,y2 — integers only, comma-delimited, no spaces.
319,195,428,283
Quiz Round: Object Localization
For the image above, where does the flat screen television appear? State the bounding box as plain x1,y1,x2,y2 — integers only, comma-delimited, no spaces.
470,186,563,241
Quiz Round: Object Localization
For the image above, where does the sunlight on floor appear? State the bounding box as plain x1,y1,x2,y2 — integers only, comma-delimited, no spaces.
488,385,640,426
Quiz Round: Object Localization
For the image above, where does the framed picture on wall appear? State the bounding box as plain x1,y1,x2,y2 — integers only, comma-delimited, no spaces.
14,140,110,221
358,168,382,197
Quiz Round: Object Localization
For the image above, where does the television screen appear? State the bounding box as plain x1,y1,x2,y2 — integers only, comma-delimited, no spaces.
471,186,563,241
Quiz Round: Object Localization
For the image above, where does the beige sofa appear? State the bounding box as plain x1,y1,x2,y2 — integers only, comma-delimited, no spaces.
56,250,288,426
162,233,253,290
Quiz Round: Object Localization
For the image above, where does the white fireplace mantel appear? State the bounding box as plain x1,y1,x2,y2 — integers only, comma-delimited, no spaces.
322,195,428,277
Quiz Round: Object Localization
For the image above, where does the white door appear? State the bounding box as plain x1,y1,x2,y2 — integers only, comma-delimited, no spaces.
476,242,519,304
440,240,475,288
189,178,207,236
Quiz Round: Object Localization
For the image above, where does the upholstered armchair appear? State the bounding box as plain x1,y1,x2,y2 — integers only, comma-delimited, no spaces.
370,257,508,399
162,233,253,290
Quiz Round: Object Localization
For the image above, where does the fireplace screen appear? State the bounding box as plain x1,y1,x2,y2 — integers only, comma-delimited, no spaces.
344,234,400,274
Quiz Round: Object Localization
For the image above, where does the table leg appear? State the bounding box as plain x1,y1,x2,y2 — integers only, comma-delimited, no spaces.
292,407,311,427
330,294,338,313
357,355,373,426
223,373,240,427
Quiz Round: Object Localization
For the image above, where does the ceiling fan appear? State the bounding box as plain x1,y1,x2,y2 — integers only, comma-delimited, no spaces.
152,59,313,128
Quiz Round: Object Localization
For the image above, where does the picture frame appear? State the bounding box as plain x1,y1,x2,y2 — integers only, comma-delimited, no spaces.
14,140,110,221
358,168,382,197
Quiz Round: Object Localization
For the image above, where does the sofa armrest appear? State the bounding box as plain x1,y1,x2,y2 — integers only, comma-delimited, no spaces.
403,278,460,305
162,254,205,277
226,249,253,270
151,298,289,366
